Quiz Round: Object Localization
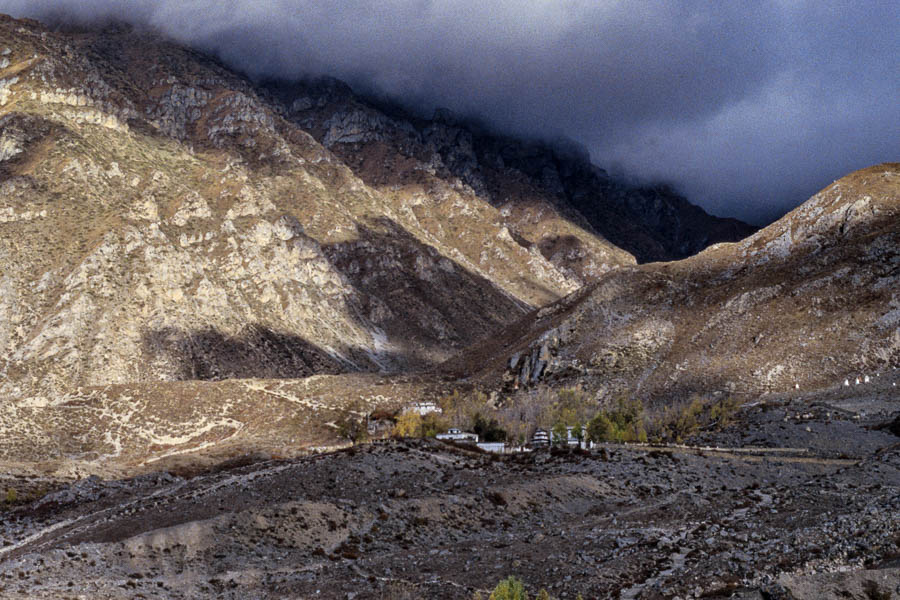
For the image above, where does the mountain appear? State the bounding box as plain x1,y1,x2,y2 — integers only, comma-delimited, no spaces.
0,14,894,467
263,77,757,264
447,163,900,404
1,15,898,600
0,14,750,403
0,16,569,398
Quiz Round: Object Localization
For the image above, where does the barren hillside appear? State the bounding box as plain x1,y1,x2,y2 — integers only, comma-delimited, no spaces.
448,163,900,404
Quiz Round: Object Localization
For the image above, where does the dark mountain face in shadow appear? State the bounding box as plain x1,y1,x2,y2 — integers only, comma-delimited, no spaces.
141,325,349,381
322,218,530,365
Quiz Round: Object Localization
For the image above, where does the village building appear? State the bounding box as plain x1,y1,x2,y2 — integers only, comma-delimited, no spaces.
476,442,508,453
530,428,550,447
436,428,478,443
404,401,442,416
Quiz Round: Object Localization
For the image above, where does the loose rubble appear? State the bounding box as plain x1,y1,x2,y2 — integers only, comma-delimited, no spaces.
1,395,897,599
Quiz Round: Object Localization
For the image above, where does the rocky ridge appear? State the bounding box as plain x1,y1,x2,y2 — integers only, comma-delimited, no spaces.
266,78,756,266
449,163,900,405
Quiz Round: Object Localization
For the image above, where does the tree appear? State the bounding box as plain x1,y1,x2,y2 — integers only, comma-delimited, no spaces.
391,411,448,438
571,422,583,443
473,413,507,443
420,412,448,438
586,398,647,443
586,412,613,442
551,421,568,446
392,412,422,438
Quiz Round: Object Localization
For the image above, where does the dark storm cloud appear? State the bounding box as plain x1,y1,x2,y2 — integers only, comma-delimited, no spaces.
3,1,897,223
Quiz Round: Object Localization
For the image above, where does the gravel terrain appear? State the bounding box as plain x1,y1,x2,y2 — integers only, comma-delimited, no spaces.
1,394,897,599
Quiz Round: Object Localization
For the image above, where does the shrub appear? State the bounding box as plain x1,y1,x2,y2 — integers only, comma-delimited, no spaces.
488,576,528,600
709,396,741,428
336,414,368,443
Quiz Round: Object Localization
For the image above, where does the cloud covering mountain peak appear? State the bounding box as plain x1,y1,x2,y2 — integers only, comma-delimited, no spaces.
3,0,898,223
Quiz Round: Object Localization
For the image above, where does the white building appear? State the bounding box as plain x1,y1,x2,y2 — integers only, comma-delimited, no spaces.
476,442,508,453
530,429,550,447
405,401,442,416
436,428,478,443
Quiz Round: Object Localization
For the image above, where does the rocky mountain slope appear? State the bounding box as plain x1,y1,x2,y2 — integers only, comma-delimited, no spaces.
0,15,755,407
0,14,629,401
449,163,900,404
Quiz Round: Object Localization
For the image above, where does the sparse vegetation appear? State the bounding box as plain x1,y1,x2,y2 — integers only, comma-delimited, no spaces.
478,577,557,600
487,576,527,600
335,405,368,444
648,395,742,443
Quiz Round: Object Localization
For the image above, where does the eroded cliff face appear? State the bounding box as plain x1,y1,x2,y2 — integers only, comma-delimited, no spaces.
0,16,636,398
450,164,900,403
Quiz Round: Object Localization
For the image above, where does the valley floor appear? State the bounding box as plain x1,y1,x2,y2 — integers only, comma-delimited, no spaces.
0,384,898,600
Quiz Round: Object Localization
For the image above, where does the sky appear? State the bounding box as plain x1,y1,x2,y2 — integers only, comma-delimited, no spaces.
2,1,898,224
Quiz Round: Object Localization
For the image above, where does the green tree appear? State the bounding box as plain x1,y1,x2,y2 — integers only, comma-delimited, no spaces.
473,413,507,443
586,411,613,442
571,422,583,443
586,398,647,443
551,421,568,446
